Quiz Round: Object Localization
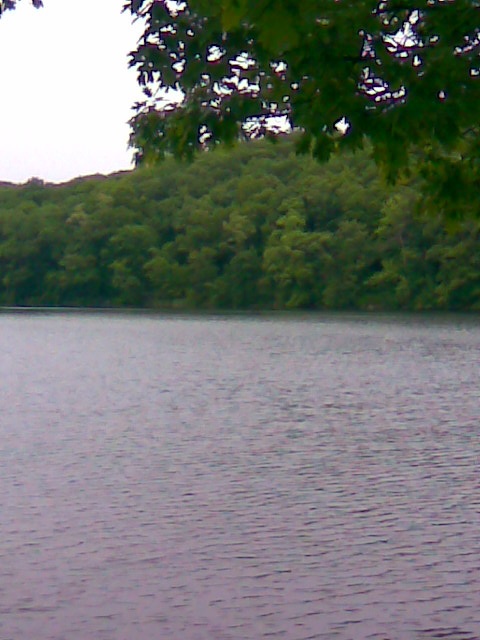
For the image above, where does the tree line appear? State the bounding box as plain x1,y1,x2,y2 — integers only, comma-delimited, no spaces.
0,139,479,311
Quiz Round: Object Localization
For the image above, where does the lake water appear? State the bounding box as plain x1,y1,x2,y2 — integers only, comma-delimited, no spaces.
0,311,479,640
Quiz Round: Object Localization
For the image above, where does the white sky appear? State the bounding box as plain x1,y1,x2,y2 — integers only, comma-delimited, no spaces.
0,0,144,184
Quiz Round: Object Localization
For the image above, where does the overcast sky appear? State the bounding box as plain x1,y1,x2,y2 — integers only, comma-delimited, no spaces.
0,0,144,184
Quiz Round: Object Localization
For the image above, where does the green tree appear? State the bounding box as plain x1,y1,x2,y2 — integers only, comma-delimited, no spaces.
367,188,440,309
430,218,480,309
322,219,373,309
0,200,64,305
126,0,479,211
261,199,333,308
144,244,187,306
108,223,158,305
56,203,106,306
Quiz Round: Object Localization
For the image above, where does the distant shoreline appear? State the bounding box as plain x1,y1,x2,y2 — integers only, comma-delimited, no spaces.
2,306,479,323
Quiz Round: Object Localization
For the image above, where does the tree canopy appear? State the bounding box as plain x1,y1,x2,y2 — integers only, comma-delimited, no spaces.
125,1,479,213
0,138,479,310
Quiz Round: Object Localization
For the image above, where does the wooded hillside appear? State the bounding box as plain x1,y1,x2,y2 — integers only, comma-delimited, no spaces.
0,140,479,310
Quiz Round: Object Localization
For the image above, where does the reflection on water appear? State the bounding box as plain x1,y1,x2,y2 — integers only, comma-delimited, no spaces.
1,312,479,640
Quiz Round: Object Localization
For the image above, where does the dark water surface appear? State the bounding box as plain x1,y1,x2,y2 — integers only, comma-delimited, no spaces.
1,311,479,640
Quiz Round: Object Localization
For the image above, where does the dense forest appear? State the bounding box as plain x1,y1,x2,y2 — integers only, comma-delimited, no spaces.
0,139,479,311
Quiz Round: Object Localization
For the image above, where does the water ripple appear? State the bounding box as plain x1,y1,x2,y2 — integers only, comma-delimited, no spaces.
0,312,479,639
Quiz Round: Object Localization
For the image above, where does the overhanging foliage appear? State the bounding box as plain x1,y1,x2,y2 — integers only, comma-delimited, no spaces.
125,1,479,213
